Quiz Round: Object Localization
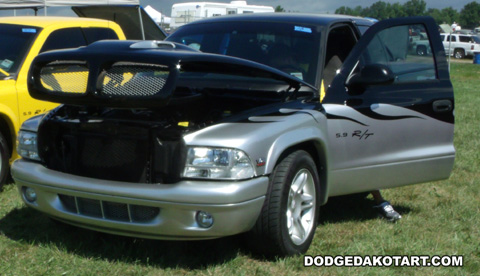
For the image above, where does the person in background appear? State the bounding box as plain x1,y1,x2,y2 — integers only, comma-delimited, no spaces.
371,190,402,222
451,21,457,32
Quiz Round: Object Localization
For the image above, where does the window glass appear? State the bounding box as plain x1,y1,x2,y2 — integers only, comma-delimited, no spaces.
459,35,472,43
167,21,321,85
447,35,456,42
175,10,196,24
323,26,357,88
0,24,40,74
40,28,87,53
357,24,436,83
357,25,370,35
83,28,119,44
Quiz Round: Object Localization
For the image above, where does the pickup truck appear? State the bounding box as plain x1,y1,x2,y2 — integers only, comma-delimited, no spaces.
12,14,455,257
0,16,126,186
440,32,480,58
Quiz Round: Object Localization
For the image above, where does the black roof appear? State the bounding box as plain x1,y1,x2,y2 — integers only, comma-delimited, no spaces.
183,13,375,28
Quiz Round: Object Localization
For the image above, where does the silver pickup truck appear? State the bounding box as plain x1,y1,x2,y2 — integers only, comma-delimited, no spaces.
12,14,455,257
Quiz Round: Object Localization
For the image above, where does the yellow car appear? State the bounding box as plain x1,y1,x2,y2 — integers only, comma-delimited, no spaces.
0,16,126,186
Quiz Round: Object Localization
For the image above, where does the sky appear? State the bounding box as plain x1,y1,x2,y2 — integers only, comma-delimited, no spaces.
142,0,477,15
0,0,476,17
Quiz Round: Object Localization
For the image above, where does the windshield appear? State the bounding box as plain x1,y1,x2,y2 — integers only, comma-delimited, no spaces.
472,36,480,44
167,21,321,85
0,24,41,75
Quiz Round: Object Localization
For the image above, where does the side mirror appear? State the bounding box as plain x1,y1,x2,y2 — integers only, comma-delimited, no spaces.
346,64,395,94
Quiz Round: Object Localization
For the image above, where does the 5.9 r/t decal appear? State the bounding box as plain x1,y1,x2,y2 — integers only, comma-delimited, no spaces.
336,129,374,140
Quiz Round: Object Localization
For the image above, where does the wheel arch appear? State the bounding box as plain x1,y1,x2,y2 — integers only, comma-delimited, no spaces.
265,135,329,206
454,48,465,55
0,113,18,159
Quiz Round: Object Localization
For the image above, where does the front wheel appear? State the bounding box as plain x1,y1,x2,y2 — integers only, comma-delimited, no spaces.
250,150,320,257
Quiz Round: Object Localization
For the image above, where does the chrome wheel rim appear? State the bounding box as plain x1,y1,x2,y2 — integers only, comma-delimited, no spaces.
286,168,316,245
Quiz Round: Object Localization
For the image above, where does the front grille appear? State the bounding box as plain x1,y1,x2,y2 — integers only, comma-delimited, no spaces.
58,194,160,223
101,62,169,97
49,124,151,183
38,110,185,184
80,137,140,169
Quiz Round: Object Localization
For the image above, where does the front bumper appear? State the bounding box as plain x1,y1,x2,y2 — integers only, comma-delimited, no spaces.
12,159,268,240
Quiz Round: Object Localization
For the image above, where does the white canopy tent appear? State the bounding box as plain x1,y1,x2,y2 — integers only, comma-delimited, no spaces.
144,5,170,25
0,0,139,16
0,0,167,40
439,24,453,71
0,0,139,8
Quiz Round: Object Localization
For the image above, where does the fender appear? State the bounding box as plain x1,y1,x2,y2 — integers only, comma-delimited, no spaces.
264,119,331,205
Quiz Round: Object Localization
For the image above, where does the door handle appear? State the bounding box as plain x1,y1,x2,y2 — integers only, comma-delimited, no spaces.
432,99,452,113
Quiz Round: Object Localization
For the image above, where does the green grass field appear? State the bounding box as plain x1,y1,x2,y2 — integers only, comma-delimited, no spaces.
0,63,478,275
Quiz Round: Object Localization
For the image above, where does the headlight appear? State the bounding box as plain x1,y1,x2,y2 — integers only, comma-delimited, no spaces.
17,130,40,161
183,147,255,180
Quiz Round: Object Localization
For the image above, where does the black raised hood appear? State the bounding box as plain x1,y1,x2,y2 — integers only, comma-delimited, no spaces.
28,40,315,108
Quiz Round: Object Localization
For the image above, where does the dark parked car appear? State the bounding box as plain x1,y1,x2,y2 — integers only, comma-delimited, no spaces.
13,14,454,257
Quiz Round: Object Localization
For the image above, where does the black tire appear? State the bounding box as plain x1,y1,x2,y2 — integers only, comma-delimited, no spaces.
0,132,11,188
454,49,465,59
250,150,320,257
416,45,427,56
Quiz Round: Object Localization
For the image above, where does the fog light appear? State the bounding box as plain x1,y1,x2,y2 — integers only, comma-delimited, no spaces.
196,211,214,228
24,187,37,203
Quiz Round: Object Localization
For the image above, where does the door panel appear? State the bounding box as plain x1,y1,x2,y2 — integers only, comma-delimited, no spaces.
322,17,455,196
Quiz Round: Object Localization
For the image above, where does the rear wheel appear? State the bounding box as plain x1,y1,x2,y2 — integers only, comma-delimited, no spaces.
454,49,465,59
416,45,427,56
250,150,320,257
0,132,11,188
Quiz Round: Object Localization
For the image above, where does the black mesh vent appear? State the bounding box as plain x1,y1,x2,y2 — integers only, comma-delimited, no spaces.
59,194,76,213
101,63,169,97
131,205,160,222
103,201,129,222
39,60,89,94
57,194,160,223
77,197,102,218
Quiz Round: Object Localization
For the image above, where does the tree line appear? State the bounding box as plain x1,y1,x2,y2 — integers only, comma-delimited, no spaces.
334,0,480,29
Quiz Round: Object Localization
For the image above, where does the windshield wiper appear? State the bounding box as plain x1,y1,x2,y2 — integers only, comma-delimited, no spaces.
0,68,10,77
